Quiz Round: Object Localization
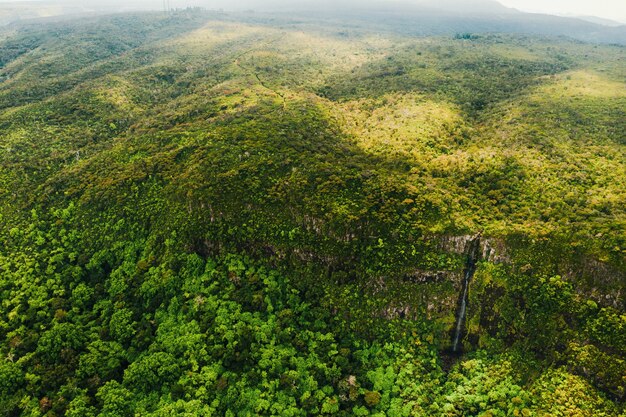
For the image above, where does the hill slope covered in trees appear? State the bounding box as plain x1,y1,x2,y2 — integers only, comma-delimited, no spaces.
0,10,625,416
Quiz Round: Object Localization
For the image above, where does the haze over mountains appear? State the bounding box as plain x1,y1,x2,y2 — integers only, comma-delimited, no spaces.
1,0,624,44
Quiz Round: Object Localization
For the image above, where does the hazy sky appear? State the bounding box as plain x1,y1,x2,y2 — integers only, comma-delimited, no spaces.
202,0,626,22
498,0,626,22
1,0,625,23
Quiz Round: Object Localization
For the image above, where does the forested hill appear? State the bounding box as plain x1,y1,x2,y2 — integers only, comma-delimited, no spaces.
0,10,625,416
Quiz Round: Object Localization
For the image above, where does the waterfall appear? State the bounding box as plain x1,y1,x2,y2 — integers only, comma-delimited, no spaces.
452,235,481,353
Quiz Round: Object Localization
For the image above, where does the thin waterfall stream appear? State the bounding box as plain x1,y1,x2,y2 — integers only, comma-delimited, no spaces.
451,235,482,353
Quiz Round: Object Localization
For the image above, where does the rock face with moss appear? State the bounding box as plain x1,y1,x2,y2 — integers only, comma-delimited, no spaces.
0,9,624,416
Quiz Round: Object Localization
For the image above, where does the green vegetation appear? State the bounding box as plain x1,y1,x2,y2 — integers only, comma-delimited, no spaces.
0,10,624,416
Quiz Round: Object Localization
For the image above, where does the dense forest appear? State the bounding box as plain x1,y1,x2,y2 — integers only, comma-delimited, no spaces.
0,8,625,417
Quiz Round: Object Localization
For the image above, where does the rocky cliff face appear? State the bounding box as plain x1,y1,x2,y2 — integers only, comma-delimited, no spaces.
437,234,624,310
379,233,624,349
563,256,625,310
437,234,509,264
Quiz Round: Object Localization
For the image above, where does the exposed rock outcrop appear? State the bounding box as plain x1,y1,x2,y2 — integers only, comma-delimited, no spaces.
437,234,508,264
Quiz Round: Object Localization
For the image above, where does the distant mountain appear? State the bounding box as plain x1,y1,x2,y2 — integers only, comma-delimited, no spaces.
174,0,626,44
261,0,626,45
383,0,517,14
571,15,624,27
0,0,153,25
196,0,517,14
0,2,65,25
0,0,624,44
